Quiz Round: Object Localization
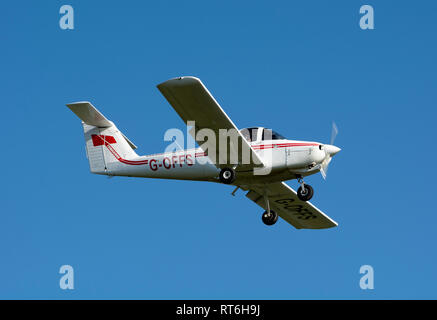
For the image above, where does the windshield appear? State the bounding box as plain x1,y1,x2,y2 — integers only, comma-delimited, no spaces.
262,129,287,140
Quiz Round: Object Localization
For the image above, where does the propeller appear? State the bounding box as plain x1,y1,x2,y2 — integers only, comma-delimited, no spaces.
330,122,338,145
320,122,340,180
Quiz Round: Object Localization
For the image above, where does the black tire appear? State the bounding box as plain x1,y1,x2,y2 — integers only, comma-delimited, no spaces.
297,184,314,201
262,210,278,226
219,168,236,184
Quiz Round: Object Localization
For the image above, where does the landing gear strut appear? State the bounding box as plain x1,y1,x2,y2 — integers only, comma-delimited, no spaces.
261,190,278,226
297,176,314,201
219,167,236,184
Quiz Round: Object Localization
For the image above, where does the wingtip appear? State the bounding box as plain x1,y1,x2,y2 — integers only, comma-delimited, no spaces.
66,101,92,108
157,76,201,88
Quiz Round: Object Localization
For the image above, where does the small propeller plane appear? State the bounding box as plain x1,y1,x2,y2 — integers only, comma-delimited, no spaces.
67,76,341,229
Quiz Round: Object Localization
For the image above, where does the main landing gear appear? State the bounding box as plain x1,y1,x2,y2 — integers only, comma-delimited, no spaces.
261,190,278,226
297,176,314,202
262,210,278,226
219,167,236,184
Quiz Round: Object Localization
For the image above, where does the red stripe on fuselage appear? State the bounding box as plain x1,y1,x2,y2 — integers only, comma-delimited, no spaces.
252,143,319,150
95,134,319,166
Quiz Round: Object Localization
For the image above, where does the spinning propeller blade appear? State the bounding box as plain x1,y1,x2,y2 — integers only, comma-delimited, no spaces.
320,122,339,180
320,166,327,180
330,122,338,145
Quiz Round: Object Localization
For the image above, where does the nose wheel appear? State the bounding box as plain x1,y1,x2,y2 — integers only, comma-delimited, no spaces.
297,177,314,201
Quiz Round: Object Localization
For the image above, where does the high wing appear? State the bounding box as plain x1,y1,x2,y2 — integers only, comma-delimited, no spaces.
246,182,338,229
157,76,263,170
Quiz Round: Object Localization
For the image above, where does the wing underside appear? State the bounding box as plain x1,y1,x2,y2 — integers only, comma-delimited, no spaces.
246,182,338,229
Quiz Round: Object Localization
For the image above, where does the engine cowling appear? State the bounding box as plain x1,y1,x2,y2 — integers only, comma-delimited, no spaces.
286,145,326,169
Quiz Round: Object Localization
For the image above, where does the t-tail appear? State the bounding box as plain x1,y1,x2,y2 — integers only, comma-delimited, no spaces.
67,102,139,175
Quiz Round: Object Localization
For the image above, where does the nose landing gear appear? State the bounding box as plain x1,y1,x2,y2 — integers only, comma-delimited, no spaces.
297,176,314,201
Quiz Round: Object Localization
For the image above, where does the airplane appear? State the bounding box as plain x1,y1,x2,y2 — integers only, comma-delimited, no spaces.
67,76,341,229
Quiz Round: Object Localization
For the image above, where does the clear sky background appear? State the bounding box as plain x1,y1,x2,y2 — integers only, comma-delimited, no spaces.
1,0,436,299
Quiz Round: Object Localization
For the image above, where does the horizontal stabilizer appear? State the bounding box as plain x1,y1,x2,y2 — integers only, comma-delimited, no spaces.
67,101,137,150
67,101,113,128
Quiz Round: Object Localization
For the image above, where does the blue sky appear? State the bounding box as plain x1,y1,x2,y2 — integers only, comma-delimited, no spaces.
1,0,436,299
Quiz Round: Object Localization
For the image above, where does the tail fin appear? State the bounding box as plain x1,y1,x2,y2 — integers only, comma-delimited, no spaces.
67,101,138,175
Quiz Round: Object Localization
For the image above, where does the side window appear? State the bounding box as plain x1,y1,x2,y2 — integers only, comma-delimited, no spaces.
240,129,251,141
250,128,258,142
272,131,286,140
262,129,270,141
241,128,258,142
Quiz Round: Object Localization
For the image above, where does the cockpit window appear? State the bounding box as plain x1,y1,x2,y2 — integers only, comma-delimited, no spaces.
262,129,286,140
240,127,258,142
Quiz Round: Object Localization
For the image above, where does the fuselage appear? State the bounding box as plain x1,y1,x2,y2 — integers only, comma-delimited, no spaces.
97,126,341,185
105,139,327,185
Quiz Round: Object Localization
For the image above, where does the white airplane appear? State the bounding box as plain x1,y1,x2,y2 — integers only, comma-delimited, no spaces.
67,76,341,229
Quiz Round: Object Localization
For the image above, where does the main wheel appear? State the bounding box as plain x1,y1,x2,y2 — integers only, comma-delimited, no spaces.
262,210,278,226
297,184,314,201
219,167,236,184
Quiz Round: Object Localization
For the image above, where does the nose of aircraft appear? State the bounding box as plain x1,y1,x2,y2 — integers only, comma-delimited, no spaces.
324,144,341,156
